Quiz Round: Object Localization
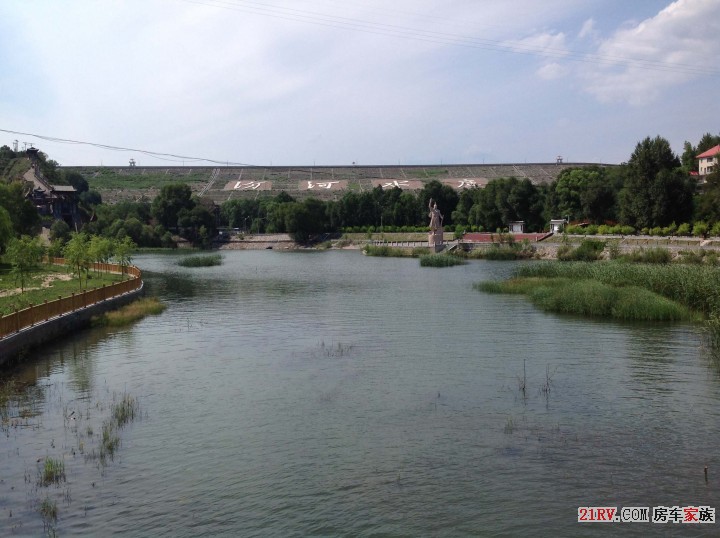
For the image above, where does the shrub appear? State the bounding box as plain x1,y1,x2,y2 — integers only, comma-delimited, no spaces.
558,239,605,262
676,223,691,236
710,222,720,237
620,226,635,236
693,221,709,238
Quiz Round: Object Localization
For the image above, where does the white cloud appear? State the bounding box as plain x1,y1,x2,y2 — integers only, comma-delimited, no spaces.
582,0,720,104
537,62,568,80
577,18,597,40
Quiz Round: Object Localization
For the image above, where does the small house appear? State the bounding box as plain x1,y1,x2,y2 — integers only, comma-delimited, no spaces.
508,221,525,233
549,219,566,233
697,145,720,176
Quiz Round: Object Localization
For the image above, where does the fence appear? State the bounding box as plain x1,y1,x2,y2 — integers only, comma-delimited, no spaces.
0,259,142,339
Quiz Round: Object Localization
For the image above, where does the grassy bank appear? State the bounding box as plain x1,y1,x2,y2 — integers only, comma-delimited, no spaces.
0,264,128,316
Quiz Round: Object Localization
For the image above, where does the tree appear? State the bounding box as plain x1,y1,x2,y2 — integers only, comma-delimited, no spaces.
619,136,684,228
113,237,136,277
0,182,41,236
151,183,194,229
6,235,45,292
50,220,71,243
0,206,12,253
63,233,92,288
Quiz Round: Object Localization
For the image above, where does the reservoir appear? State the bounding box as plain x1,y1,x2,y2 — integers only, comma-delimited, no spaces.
2,250,718,536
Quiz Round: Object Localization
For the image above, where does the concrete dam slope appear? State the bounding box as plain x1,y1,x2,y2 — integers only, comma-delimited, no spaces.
63,162,614,203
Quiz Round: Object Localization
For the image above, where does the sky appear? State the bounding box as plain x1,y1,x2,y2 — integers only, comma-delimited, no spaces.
0,0,718,167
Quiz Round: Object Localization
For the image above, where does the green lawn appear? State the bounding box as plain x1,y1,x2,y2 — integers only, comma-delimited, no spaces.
0,264,128,316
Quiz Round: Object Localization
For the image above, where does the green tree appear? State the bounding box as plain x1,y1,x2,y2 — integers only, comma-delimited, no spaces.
64,233,92,288
113,237,136,277
6,235,45,292
151,183,195,229
0,182,41,236
0,206,12,253
619,136,683,228
50,220,71,243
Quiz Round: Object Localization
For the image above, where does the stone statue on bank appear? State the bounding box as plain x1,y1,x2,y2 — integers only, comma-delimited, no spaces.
428,198,444,252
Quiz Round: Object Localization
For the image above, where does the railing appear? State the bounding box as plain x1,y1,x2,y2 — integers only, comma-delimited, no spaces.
0,259,142,339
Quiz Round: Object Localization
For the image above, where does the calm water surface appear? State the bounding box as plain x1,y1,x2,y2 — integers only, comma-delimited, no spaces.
1,250,719,536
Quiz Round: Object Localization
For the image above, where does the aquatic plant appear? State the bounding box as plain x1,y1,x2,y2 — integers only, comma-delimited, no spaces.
94,297,166,327
177,254,222,267
419,254,466,267
39,496,58,522
111,393,139,427
515,261,720,315
40,457,65,486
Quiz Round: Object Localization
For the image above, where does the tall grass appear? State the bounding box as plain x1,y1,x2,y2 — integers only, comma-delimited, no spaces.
516,261,720,315
94,297,166,327
477,276,694,321
177,254,222,267
40,457,65,486
621,247,672,264
419,254,466,267
363,245,428,257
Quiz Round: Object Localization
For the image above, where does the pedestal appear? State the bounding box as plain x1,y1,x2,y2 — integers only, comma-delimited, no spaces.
428,228,444,252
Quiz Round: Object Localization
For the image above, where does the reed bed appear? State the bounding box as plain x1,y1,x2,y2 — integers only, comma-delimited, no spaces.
363,245,428,258
477,276,695,321
515,261,720,315
177,254,222,267
94,297,166,327
419,254,466,267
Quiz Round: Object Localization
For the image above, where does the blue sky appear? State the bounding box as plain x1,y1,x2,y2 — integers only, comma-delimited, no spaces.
1,0,718,167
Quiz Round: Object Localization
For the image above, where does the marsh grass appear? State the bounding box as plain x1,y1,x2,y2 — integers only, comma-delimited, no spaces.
94,297,166,327
477,261,707,321
516,261,720,315
419,254,466,267
39,496,58,522
177,254,222,267
40,457,65,486
111,393,139,427
317,341,355,358
363,245,427,257
621,247,672,264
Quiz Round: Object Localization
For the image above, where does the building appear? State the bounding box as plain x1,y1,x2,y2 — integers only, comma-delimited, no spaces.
697,144,720,176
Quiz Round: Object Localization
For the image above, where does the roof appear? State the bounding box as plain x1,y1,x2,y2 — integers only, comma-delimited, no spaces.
697,144,720,159
50,185,77,193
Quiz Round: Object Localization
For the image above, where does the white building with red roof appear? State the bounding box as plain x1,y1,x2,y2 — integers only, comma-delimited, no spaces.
697,144,720,176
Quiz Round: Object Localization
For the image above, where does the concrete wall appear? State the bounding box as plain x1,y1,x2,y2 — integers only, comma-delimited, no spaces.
0,283,144,368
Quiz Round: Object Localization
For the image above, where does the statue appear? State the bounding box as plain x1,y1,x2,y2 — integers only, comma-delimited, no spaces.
428,198,444,251
428,199,443,230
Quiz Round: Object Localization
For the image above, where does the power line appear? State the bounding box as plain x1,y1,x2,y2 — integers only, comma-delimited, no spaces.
180,0,720,77
0,128,254,166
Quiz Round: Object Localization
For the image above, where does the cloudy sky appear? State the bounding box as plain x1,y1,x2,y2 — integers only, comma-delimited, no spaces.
1,0,718,167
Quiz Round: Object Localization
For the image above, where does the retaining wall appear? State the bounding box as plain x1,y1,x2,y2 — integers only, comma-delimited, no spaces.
0,281,143,368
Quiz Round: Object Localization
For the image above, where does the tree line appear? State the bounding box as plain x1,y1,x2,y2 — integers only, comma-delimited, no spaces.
1,132,720,250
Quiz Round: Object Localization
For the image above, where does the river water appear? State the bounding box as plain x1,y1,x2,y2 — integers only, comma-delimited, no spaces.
1,250,718,536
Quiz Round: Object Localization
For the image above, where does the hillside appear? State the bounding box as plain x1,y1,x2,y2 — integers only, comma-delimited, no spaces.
62,162,612,204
